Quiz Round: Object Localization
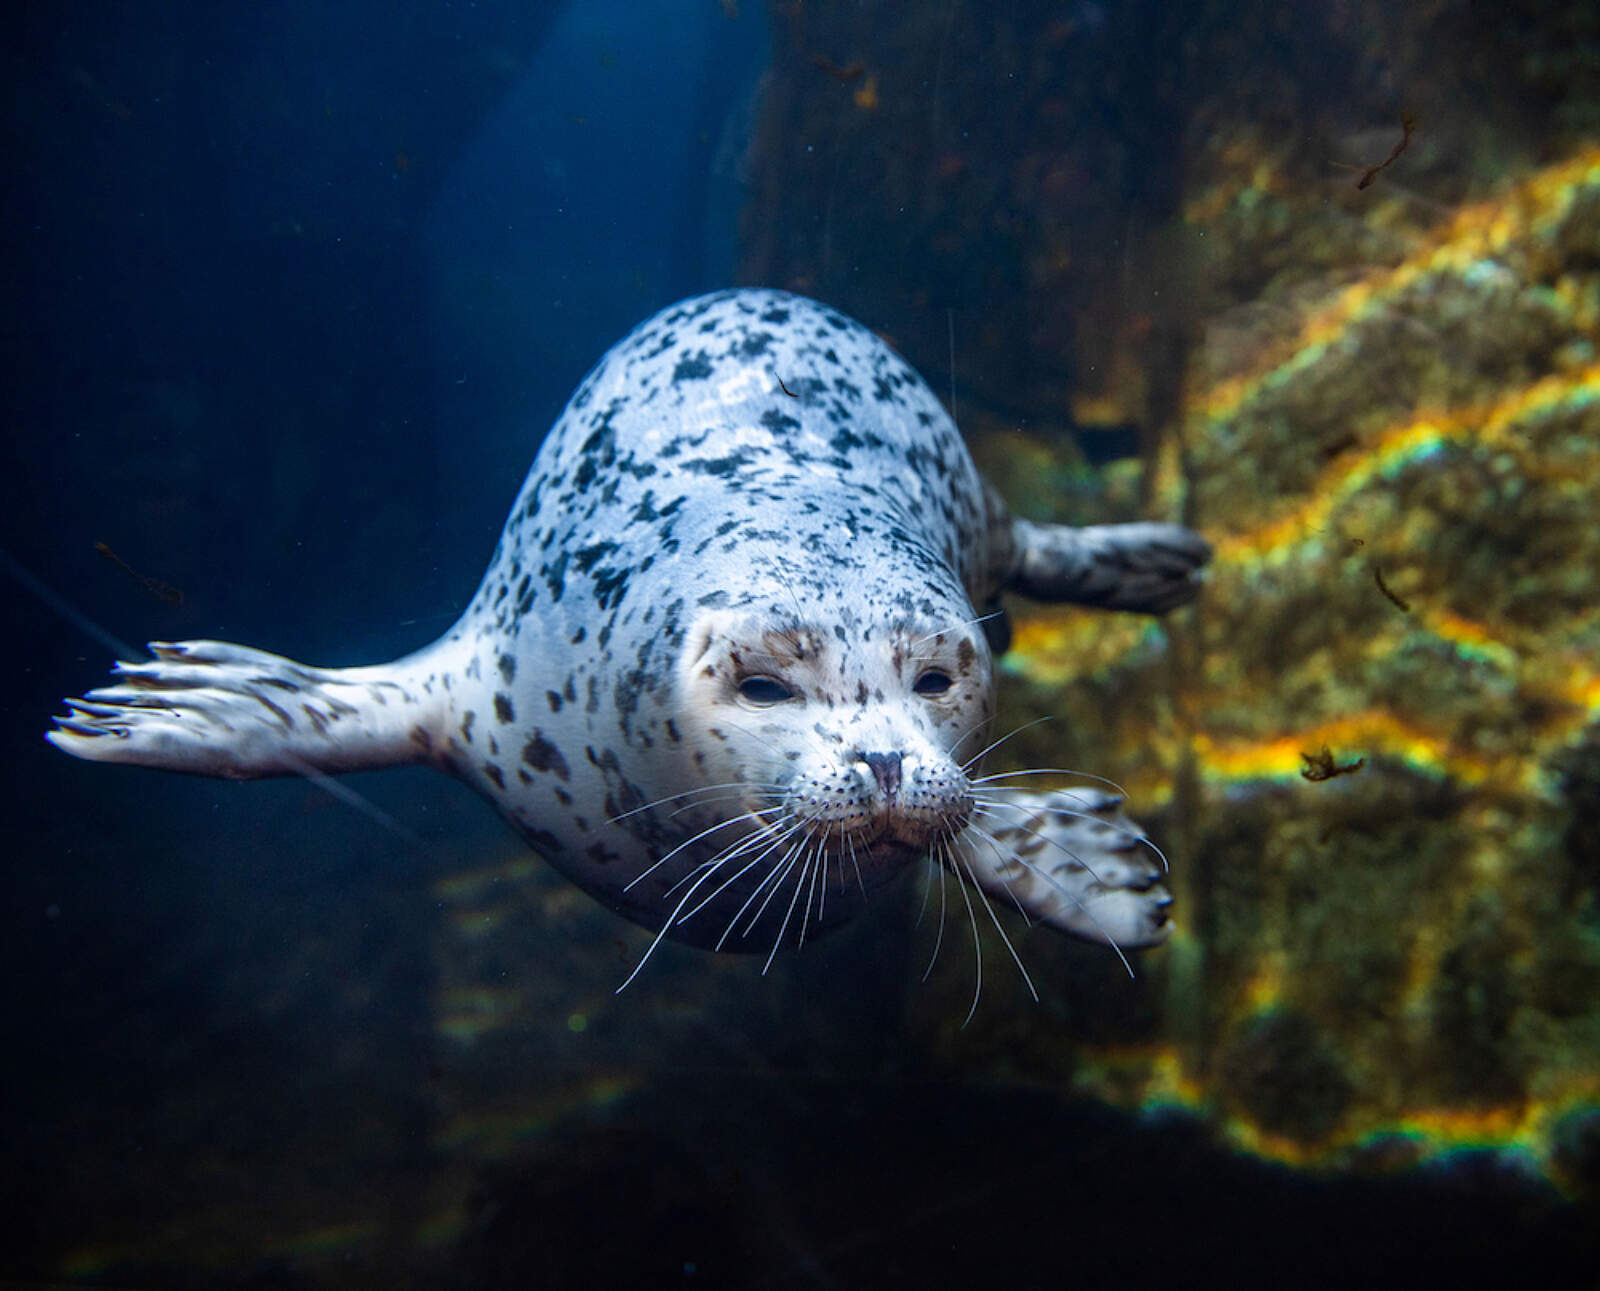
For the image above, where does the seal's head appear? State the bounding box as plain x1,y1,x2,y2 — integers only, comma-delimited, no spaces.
657,593,994,947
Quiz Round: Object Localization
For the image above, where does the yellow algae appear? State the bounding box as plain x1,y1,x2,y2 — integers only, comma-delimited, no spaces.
1198,148,1600,426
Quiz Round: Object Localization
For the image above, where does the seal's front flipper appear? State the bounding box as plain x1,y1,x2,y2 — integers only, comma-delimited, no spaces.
956,788,1173,950
1010,519,1211,613
48,639,441,780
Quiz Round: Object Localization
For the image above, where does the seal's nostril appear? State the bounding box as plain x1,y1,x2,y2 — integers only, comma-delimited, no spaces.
862,751,902,797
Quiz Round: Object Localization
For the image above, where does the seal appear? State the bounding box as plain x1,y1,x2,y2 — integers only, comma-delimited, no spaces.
49,289,1209,979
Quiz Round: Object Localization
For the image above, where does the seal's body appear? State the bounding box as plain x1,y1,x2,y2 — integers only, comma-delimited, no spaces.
51,290,1208,959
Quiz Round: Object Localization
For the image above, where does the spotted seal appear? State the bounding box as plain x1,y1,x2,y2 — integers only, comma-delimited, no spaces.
49,289,1209,977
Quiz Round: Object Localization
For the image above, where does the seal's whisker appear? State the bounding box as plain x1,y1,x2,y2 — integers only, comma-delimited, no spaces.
958,715,1054,773
906,608,1002,653
682,839,796,927
604,783,780,825
714,832,810,951
967,783,1113,797
742,829,816,940
744,853,800,941
956,849,1038,1005
1011,851,1139,972
661,836,757,900
680,817,805,925
667,788,783,820
947,710,1000,762
762,839,816,975
845,830,866,899
815,825,831,926
969,766,1130,797
622,811,761,893
660,857,720,900
607,780,783,824
969,804,1111,887
767,555,811,635
921,849,950,981
970,793,1169,872
615,854,736,995
660,815,793,900
958,821,1036,926
983,840,1138,979
798,836,825,948
944,839,986,1029
914,851,935,927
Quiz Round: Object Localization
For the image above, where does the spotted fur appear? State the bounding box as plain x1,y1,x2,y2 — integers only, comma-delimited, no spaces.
49,290,1208,958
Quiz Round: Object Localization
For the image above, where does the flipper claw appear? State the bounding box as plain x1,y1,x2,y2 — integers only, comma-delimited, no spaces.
48,639,438,778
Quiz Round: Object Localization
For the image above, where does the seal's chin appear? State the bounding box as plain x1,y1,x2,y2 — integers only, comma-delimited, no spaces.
856,835,927,865
873,803,972,852
849,828,952,884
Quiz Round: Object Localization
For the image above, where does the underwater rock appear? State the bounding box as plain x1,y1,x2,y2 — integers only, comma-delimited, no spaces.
1548,1106,1600,1200
1555,724,1600,896
1219,1009,1353,1144
1426,900,1523,1105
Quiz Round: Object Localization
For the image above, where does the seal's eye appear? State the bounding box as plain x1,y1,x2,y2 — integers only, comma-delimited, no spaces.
738,675,794,705
913,669,953,697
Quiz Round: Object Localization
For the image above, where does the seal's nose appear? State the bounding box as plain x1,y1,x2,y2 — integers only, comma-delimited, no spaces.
861,751,902,798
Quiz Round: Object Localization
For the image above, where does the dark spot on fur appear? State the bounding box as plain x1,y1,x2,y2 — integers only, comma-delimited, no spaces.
683,452,751,477
672,350,713,381
527,827,563,856
254,694,294,729
760,408,801,435
497,654,516,684
494,693,515,725
484,763,505,790
522,731,571,781
573,541,618,575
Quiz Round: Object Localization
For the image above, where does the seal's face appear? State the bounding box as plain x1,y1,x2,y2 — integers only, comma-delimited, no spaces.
674,606,994,900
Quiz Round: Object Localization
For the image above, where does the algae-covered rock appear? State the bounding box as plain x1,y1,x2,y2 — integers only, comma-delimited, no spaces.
1220,1010,1354,1144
